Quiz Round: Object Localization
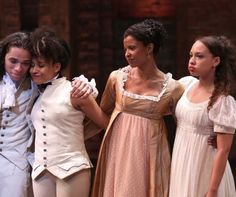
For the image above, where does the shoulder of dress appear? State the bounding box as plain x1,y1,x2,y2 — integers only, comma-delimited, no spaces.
165,74,180,88
109,69,125,83
178,76,198,89
209,95,236,131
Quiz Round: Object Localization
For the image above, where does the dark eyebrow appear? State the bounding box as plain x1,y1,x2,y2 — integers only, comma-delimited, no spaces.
8,57,31,63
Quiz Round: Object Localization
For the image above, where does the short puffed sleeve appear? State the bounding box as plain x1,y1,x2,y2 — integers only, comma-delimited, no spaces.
178,76,198,89
209,95,236,134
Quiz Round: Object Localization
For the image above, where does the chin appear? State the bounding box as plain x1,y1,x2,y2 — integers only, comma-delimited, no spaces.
12,77,22,82
189,73,199,77
188,70,195,75
129,63,137,68
32,79,41,85
10,75,23,82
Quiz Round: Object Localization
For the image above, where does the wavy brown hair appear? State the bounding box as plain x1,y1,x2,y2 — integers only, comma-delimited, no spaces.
0,32,32,80
197,36,236,110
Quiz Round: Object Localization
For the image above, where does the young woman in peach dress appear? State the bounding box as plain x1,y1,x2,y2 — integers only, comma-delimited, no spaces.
91,19,184,197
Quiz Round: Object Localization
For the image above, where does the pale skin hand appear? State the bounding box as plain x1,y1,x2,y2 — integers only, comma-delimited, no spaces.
205,132,234,197
71,80,92,98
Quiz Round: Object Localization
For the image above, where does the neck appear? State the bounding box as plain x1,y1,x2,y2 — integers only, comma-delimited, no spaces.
198,77,214,93
44,73,61,84
133,61,163,80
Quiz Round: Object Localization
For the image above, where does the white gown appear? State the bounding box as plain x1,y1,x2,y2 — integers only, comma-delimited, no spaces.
169,76,236,197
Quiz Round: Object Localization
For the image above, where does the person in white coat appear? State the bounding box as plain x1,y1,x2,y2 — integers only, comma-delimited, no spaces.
30,27,109,197
0,31,98,197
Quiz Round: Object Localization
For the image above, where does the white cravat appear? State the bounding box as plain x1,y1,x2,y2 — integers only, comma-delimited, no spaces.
0,74,18,109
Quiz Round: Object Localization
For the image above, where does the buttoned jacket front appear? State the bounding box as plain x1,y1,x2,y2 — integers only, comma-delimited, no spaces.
0,77,38,170
31,77,92,180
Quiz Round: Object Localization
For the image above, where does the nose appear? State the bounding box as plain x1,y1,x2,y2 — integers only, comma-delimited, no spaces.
14,63,23,72
189,56,195,65
125,49,130,58
30,66,38,73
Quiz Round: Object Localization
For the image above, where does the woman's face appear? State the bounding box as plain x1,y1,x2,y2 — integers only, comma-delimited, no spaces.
123,35,151,68
188,40,220,78
30,57,60,85
4,47,31,82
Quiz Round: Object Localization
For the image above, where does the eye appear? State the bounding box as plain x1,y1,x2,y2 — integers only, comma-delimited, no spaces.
196,54,204,58
129,45,136,50
21,61,31,67
38,63,46,68
9,58,18,64
31,62,47,68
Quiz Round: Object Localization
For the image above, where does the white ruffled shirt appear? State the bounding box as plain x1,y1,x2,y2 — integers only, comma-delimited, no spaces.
0,74,24,110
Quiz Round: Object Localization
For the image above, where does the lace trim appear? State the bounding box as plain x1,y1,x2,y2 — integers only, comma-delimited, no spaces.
118,67,172,102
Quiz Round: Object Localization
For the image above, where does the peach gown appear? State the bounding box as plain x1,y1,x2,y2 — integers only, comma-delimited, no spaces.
91,68,184,197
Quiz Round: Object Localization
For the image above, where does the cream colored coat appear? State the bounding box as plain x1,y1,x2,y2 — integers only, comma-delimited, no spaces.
31,77,92,180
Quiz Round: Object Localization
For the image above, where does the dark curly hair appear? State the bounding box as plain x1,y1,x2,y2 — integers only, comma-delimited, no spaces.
30,27,71,71
197,36,236,110
0,32,32,79
123,19,167,55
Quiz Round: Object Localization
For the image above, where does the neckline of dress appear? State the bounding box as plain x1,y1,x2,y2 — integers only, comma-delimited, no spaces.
183,80,209,106
120,68,172,102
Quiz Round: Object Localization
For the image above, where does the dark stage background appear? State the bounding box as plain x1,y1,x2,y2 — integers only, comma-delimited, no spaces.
0,0,235,187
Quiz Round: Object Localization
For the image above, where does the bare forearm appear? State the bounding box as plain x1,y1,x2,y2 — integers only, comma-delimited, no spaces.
82,105,109,129
77,96,109,129
207,150,229,193
207,133,234,195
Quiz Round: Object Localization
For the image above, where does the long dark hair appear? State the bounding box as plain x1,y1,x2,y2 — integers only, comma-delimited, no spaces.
0,32,32,80
197,36,236,110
